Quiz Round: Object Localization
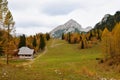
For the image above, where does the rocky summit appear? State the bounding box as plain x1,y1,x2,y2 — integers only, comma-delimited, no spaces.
50,19,92,38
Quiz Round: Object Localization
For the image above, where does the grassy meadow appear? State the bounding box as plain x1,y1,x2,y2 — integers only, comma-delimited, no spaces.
0,39,120,80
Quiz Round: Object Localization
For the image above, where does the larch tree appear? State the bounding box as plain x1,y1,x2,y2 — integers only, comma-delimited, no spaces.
102,27,113,59
101,23,120,65
112,23,120,57
0,0,15,64
79,34,88,49
79,40,84,49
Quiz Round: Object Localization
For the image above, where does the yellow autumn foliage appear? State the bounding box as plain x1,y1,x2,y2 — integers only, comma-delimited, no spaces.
102,23,120,60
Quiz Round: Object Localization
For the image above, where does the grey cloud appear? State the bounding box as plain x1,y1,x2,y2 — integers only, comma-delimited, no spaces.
8,1,29,11
16,21,43,28
41,1,83,16
8,0,40,12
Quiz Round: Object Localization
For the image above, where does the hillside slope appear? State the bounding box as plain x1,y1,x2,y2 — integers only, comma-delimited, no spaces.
0,39,119,80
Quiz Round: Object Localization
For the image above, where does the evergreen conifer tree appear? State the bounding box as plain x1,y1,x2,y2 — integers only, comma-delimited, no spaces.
32,36,37,48
18,34,26,48
62,33,64,40
39,35,46,50
46,33,50,41
68,32,71,43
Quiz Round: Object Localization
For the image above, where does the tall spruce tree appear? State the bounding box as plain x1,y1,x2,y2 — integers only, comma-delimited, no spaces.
62,33,64,40
32,36,37,48
46,33,50,41
68,32,71,43
39,34,46,50
18,34,26,48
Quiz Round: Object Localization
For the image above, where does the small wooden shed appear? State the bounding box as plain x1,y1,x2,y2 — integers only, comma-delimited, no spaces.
18,47,34,59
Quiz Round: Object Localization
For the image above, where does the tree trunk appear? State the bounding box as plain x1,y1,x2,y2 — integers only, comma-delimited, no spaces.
6,25,10,64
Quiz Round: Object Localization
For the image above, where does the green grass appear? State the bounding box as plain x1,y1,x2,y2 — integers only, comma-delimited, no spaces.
0,39,120,80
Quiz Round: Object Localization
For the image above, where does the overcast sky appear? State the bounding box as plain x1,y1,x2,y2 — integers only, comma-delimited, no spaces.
7,0,120,35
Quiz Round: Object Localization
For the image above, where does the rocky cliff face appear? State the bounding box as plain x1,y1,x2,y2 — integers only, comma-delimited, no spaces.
94,11,120,31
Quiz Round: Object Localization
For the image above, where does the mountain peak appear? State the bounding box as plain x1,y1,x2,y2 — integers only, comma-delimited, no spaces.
68,19,76,22
64,19,82,29
50,19,92,38
65,19,77,24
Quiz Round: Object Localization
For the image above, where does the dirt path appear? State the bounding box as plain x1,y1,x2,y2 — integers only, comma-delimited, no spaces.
50,39,64,48
37,47,47,58
50,39,55,47
51,43,64,48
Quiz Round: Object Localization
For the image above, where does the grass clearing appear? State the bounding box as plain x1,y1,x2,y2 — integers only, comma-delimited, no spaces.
0,39,120,80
